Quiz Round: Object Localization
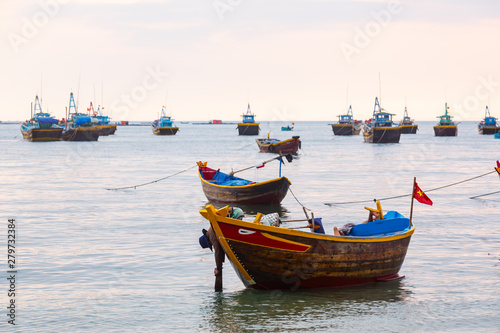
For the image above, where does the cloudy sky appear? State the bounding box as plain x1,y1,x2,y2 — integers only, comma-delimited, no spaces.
1,0,500,121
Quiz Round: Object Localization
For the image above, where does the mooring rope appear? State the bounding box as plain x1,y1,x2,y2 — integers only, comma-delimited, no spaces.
324,170,497,206
470,189,500,199
288,187,311,211
106,164,197,191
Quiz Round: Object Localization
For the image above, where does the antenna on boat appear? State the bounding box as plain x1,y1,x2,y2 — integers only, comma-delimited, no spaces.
76,70,81,112
378,72,382,105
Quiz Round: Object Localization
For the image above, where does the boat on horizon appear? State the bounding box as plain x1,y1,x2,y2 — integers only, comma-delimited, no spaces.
363,97,402,143
61,92,100,141
20,95,63,141
281,123,294,131
237,104,260,135
197,161,290,205
256,135,301,155
478,106,500,135
434,103,457,136
88,102,117,136
152,106,179,135
399,106,418,134
199,204,414,290
330,105,362,136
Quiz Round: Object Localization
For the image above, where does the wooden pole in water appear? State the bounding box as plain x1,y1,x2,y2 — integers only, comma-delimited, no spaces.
409,177,416,228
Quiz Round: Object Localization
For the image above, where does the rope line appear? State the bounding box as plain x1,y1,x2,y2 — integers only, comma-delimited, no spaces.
470,189,500,199
106,164,197,191
289,187,311,211
325,170,497,206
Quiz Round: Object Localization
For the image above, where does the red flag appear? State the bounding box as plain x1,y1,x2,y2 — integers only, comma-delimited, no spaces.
495,160,500,176
255,162,266,169
414,182,433,205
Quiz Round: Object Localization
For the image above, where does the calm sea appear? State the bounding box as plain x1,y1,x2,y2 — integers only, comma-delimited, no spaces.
1,121,499,332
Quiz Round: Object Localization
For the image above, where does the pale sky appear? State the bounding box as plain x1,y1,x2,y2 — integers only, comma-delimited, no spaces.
1,0,500,122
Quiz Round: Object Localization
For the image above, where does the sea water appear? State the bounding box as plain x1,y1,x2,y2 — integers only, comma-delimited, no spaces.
0,121,499,332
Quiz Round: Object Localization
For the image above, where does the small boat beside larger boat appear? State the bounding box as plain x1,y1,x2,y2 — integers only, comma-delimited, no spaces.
200,204,414,290
61,93,101,141
363,97,402,143
256,136,301,155
399,106,418,134
330,105,362,136
88,103,117,136
152,106,179,135
434,103,457,136
478,106,500,135
237,103,260,135
197,162,290,204
21,95,63,141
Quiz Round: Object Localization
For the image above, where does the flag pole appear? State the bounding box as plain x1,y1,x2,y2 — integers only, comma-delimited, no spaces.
409,177,416,228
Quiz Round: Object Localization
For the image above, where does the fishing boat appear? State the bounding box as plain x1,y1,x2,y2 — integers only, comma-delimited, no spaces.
197,162,290,204
200,204,414,290
88,103,117,136
433,103,457,136
478,106,500,135
237,104,260,135
20,95,63,141
399,106,418,134
152,106,179,135
256,136,301,155
495,131,500,139
61,92,100,141
330,105,362,136
363,97,402,143
281,124,294,131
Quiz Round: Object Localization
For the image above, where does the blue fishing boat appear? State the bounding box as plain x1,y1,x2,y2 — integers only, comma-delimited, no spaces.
434,103,457,136
281,124,294,131
197,161,290,204
21,95,63,141
363,97,402,143
330,105,362,136
89,102,117,136
478,106,500,135
399,106,418,134
152,106,179,135
495,131,500,139
237,103,260,135
61,92,101,141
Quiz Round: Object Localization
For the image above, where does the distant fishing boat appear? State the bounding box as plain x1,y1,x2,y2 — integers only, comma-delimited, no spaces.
88,103,117,136
478,106,500,135
152,106,179,135
363,97,402,143
256,136,301,155
199,204,414,290
20,95,63,141
281,123,294,131
434,103,457,136
495,131,500,139
197,162,290,204
61,92,100,141
330,105,362,136
237,104,260,135
399,106,418,134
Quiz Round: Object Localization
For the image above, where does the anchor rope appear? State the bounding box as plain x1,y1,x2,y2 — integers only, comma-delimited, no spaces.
106,164,197,191
324,170,497,206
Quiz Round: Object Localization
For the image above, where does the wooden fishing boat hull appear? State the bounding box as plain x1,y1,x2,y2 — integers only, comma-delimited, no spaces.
256,137,301,155
152,126,179,135
98,124,117,136
478,126,500,135
434,125,457,136
363,126,401,143
331,124,361,136
400,124,418,134
199,173,291,205
237,123,260,135
21,128,63,141
201,205,414,290
61,127,100,141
